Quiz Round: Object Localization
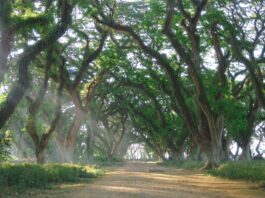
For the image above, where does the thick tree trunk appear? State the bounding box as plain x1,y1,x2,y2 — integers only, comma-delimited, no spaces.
117,143,130,159
62,147,75,162
238,97,257,161
255,132,263,157
221,136,232,161
36,148,45,164
239,143,251,161
62,106,85,162
0,30,12,83
195,111,224,169
107,152,114,161
86,128,95,160
202,144,222,169
110,122,126,160
0,1,13,84
195,147,203,161
57,138,77,162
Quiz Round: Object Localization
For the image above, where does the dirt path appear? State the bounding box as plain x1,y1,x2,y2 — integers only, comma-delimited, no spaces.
9,162,264,198
54,162,264,198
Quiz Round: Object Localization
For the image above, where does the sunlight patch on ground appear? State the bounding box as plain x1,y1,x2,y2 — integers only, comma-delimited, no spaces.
62,163,265,198
9,163,265,198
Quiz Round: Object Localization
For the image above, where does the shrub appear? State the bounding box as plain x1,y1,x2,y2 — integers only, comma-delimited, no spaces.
0,163,104,189
208,161,265,182
160,160,205,170
92,155,124,167
0,131,12,162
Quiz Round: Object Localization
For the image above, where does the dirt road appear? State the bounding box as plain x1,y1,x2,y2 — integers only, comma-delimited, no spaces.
56,162,264,198
8,162,264,198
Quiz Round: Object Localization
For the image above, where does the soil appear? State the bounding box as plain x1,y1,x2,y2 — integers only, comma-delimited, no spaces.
3,162,265,198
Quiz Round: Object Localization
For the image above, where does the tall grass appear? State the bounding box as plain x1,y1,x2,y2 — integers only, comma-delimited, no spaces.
0,163,104,189
208,161,265,182
159,160,205,170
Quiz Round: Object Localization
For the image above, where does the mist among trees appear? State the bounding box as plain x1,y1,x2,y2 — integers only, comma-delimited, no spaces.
0,0,265,170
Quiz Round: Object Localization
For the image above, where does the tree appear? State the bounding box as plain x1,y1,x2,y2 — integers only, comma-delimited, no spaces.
25,53,64,164
0,0,72,129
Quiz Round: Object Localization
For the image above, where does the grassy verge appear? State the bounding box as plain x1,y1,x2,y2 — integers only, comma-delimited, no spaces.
159,160,205,170
0,163,104,190
208,161,265,182
89,156,125,167
208,160,265,190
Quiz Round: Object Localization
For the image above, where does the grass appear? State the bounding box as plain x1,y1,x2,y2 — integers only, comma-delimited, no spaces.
208,160,265,190
0,163,104,190
160,160,265,190
90,156,125,167
159,160,205,170
208,161,265,182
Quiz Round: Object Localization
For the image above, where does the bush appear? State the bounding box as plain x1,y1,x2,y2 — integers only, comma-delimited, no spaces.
0,131,12,162
208,161,265,182
0,163,104,189
91,155,124,167
160,160,205,170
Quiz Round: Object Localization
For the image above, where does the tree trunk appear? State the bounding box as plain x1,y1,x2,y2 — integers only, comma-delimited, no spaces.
168,142,185,161
197,113,224,169
221,136,232,161
86,123,95,160
63,106,85,162
0,30,12,83
202,144,222,169
110,121,126,160
239,143,251,161
195,147,203,161
36,148,45,164
63,147,75,162
238,97,257,161
117,143,130,159
107,152,114,161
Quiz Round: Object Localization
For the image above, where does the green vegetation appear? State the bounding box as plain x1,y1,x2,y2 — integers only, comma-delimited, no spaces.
0,163,104,189
0,131,12,162
159,160,205,170
163,160,265,183
92,156,124,167
0,0,264,182
208,161,265,182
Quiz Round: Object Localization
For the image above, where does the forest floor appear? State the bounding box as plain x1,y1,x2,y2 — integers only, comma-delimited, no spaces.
4,162,265,198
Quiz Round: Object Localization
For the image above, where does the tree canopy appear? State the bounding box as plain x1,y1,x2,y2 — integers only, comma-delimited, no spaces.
0,0,264,168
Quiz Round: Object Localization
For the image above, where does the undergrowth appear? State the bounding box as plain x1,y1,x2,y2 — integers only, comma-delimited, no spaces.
159,160,205,170
91,156,125,167
0,163,104,190
208,161,265,185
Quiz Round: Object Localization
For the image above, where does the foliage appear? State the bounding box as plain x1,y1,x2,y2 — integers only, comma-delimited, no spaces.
92,155,124,166
160,160,205,170
0,130,12,162
0,163,104,189
208,161,265,182
1,0,265,169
